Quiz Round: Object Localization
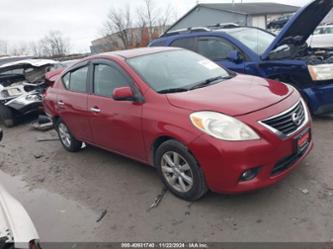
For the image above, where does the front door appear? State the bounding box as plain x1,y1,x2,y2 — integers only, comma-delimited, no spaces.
87,60,145,161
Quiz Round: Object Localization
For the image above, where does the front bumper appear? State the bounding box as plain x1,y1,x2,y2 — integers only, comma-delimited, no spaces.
188,97,313,194
302,83,333,115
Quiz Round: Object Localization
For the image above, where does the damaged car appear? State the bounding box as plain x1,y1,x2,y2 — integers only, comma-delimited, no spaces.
150,0,333,116
0,59,57,127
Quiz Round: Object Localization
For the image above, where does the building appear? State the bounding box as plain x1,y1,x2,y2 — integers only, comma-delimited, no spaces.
90,26,167,54
165,2,299,32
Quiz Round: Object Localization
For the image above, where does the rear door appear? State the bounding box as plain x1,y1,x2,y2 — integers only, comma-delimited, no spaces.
57,63,93,142
87,59,145,161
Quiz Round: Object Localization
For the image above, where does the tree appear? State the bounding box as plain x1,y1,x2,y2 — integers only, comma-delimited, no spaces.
39,31,70,57
0,40,8,55
104,5,133,49
137,0,176,44
10,42,29,56
101,1,177,51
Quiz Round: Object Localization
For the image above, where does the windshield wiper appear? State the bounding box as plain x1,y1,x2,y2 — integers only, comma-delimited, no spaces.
158,88,189,94
189,75,232,90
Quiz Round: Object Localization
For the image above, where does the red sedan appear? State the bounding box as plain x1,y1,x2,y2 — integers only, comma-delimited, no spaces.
43,47,313,200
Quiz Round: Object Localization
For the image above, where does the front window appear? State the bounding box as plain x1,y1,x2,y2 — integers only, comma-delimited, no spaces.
127,50,231,93
197,37,242,61
93,64,130,97
226,28,275,55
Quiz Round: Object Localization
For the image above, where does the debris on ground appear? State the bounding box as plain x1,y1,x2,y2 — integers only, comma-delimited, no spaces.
33,153,44,159
37,137,59,142
96,209,107,223
300,188,309,194
32,115,53,132
147,187,168,211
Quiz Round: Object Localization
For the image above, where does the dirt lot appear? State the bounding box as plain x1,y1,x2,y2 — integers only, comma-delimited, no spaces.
0,117,333,243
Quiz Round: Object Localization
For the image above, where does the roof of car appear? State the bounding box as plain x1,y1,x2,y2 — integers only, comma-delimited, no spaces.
101,47,179,59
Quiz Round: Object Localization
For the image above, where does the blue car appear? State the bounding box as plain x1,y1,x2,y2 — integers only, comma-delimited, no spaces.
150,0,333,115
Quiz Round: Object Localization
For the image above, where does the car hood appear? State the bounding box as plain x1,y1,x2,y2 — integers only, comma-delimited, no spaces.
166,74,293,116
262,0,333,60
0,59,57,74
0,184,39,249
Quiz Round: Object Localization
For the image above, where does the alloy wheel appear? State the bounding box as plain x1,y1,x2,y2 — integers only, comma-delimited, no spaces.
161,151,194,193
58,123,71,148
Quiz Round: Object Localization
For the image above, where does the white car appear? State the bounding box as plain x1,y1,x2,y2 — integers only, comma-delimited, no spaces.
308,25,333,49
0,184,40,249
0,130,40,249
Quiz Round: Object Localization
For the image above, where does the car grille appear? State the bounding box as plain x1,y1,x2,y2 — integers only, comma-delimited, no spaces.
261,101,306,137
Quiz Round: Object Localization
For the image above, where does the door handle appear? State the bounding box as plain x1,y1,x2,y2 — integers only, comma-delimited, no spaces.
57,100,64,106
90,107,101,113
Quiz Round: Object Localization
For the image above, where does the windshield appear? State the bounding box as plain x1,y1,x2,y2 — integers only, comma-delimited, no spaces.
226,28,275,55
127,49,230,93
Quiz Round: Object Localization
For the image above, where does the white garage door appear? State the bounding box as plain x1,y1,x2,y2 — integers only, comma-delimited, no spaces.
251,16,266,29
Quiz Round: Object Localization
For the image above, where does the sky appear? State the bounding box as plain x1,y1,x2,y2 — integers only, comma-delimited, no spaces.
0,0,312,54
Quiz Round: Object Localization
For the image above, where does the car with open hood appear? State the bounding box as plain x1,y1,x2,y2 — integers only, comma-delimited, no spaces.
150,0,333,116
43,47,312,200
0,59,57,127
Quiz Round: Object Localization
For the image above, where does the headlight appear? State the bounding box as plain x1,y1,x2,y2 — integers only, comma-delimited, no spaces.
308,64,333,81
190,111,260,141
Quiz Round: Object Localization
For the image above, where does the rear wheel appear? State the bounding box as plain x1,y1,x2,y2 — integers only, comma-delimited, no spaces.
0,105,15,128
56,120,82,152
155,140,208,201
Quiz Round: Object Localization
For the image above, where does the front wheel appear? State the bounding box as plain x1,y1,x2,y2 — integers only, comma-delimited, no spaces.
56,120,82,152
0,105,15,128
155,140,208,201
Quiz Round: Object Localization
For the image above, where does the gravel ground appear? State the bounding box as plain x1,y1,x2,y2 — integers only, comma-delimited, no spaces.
0,117,333,243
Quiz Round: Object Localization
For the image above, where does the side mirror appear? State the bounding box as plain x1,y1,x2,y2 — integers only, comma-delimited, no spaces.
112,87,135,101
268,44,291,60
227,50,242,64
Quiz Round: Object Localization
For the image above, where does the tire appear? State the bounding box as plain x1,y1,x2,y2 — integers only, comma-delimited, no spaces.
55,119,82,152
155,140,208,201
0,105,15,128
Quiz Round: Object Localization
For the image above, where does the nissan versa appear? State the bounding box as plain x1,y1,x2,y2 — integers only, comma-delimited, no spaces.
43,47,313,200
150,0,333,116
